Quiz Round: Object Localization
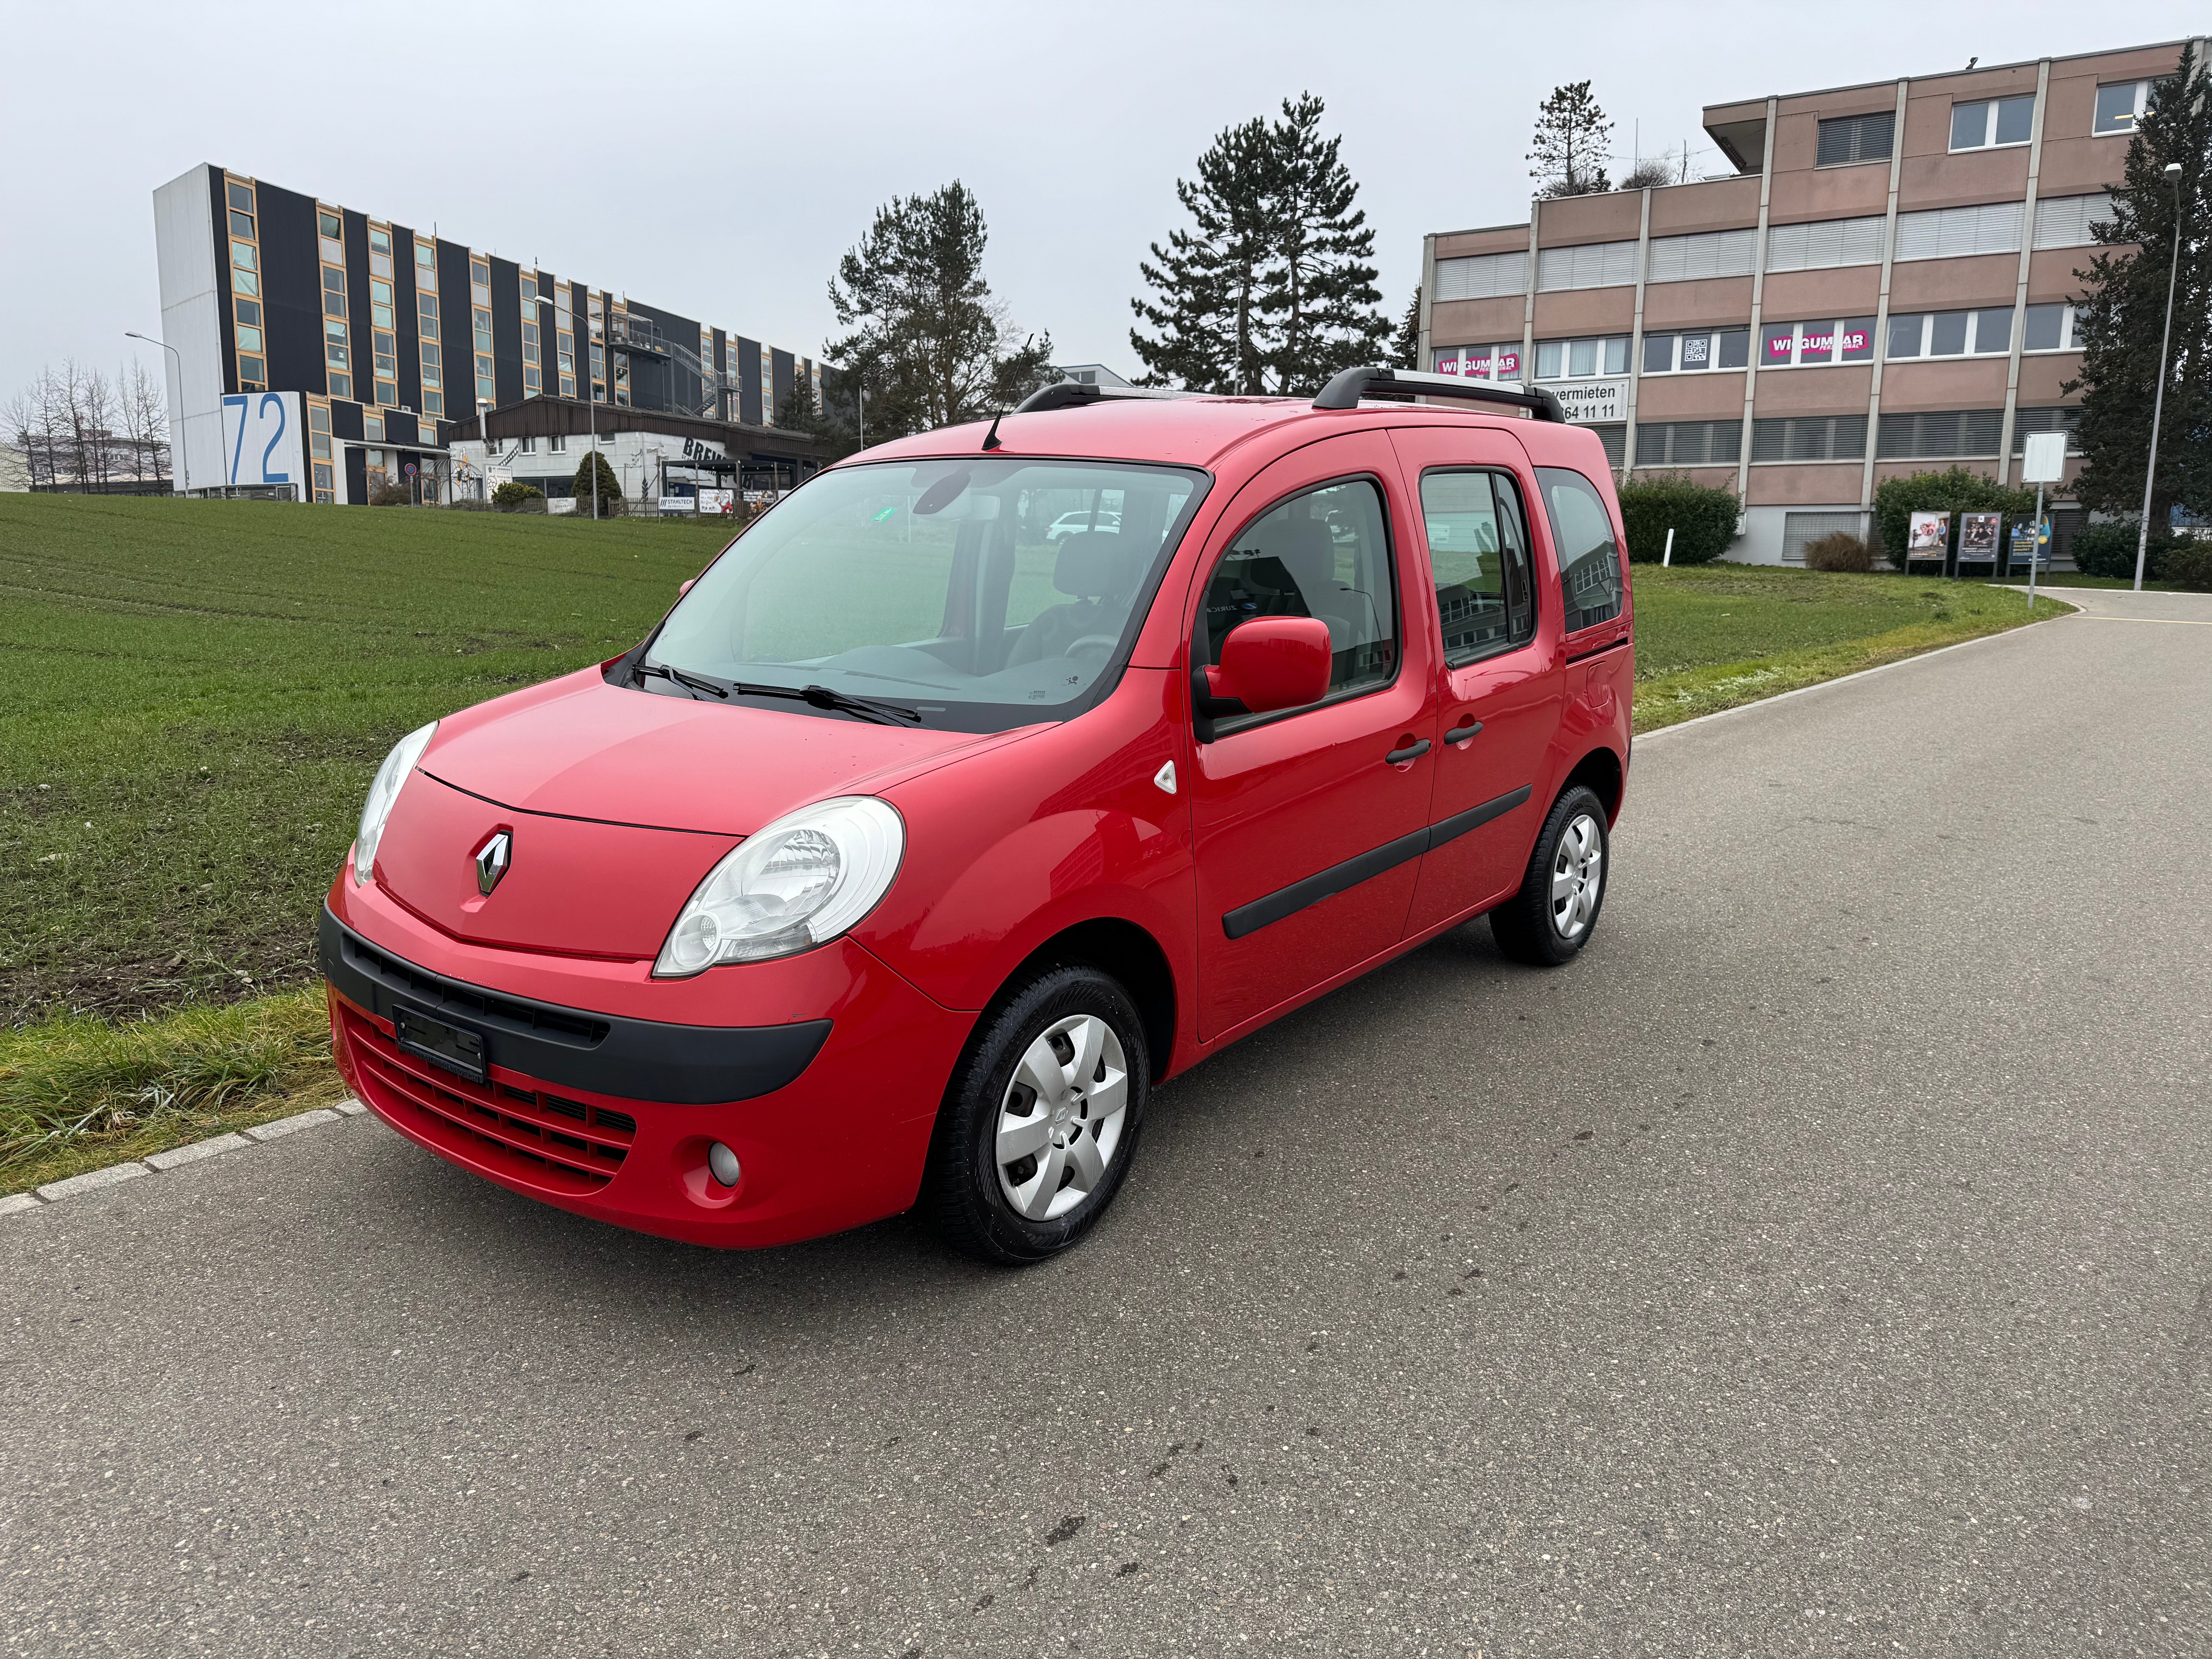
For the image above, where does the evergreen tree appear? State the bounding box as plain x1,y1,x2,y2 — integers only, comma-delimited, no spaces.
825,182,1053,441
777,364,866,462
570,448,620,517
1261,94,1390,392
1130,96,1389,395
1131,116,1279,393
2067,44,2212,526
1528,81,1614,198
1392,287,1423,369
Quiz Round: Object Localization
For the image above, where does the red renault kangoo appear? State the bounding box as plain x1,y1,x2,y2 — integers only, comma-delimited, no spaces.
323,368,1633,1262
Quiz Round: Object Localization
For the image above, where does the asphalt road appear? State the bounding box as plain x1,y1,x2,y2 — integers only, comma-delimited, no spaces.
5,586,2209,1658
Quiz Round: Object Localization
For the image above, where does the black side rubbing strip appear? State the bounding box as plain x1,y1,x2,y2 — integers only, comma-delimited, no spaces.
1219,784,1535,939
1425,785,1533,852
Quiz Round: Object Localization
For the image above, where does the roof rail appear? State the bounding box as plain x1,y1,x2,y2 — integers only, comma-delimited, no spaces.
1012,381,1199,415
1312,366,1566,422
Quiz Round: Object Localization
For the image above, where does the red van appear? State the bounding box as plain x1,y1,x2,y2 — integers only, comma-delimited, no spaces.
323,368,1633,1262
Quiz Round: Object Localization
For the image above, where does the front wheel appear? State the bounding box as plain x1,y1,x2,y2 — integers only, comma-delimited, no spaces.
1489,785,1610,966
922,965,1151,1264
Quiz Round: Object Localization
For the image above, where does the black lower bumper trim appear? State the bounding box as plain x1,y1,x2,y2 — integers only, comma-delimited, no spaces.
319,907,830,1106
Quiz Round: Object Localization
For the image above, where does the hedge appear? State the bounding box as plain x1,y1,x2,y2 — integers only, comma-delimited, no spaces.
1870,467,2034,569
1615,475,1741,565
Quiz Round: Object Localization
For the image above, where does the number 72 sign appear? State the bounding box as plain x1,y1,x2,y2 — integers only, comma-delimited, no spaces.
219,391,305,488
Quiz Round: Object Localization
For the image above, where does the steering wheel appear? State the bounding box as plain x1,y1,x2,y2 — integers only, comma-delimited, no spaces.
1063,634,1118,658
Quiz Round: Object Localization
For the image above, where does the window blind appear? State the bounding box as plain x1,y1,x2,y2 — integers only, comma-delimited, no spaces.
1875,408,2005,459
1751,414,1869,463
1633,419,1743,467
1816,112,1896,167
1434,251,1529,302
1535,240,1639,292
1783,511,1867,564
1893,201,2024,261
2031,193,2113,249
1765,216,1887,272
2011,405,2083,453
1645,228,1757,283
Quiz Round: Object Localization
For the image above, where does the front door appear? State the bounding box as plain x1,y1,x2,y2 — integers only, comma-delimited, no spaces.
1187,434,1438,1039
1391,429,1565,931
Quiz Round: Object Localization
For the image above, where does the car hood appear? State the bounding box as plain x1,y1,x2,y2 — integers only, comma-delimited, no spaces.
419,667,1024,836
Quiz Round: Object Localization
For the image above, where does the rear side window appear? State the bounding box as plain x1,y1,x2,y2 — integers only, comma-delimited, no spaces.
1535,468,1624,634
1418,471,1535,665
1198,477,1398,699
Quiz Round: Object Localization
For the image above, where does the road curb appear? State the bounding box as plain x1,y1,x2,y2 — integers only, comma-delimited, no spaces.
5,1100,366,1217
1636,601,2077,745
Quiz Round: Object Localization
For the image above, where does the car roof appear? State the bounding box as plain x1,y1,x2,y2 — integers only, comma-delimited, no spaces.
843,395,1584,474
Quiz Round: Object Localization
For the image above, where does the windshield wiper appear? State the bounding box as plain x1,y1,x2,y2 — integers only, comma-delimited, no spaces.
634,660,920,725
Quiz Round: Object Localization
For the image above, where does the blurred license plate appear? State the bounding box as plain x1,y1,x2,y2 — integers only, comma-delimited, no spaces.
393,1005,487,1084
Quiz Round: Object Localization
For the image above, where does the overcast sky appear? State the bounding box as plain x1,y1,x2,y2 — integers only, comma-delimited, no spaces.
3,0,2202,399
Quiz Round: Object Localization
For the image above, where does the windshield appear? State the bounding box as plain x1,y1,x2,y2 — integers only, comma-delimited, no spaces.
645,458,1208,730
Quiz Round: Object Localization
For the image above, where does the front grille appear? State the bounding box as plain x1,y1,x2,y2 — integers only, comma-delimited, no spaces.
343,934,611,1046
340,1003,635,1195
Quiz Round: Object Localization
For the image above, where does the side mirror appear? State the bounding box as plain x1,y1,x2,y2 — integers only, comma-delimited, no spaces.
1205,617,1333,715
678,578,696,598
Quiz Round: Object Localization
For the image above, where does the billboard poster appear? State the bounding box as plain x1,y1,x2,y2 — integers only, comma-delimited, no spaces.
2009,519,2050,565
1551,377,1628,424
699,488,735,515
1907,511,1951,556
206,391,307,494
1958,512,2001,560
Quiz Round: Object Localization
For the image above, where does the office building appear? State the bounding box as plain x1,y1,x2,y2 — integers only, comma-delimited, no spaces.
1417,38,2203,563
152,164,824,505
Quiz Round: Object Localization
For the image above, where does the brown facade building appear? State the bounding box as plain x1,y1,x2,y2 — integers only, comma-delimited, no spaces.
1418,38,2204,563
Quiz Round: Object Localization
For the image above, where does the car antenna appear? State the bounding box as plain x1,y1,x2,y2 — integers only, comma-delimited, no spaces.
980,407,1005,451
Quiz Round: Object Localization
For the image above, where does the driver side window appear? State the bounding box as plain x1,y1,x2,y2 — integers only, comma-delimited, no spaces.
1195,477,1398,701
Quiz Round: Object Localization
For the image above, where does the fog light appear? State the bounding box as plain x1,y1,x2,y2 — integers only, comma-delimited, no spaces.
707,1142,741,1188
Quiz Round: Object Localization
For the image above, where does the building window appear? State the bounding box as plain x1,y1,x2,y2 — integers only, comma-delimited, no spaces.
519,436,535,454
228,207,254,239
1874,409,2005,460
417,293,440,342
1644,228,1757,283
369,227,391,257
1431,343,1523,381
1893,201,2023,261
1765,214,1887,273
369,278,394,330
1533,335,1630,379
1751,414,1868,462
322,266,347,319
318,208,344,267
1433,251,1528,302
2023,303,2081,352
1633,419,1741,467
1640,328,1751,373
2094,81,2151,136
1886,307,2015,359
1534,240,1638,293
1815,110,1894,167
2032,192,2113,249
239,355,266,388
226,180,254,213
235,324,263,354
1782,510,1867,564
2011,406,2082,454
1951,95,2035,151
1759,317,1877,368
362,416,383,443
549,433,566,452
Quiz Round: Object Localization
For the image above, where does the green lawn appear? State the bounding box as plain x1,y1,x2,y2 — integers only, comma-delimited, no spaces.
1629,565,2068,732
0,499,2069,1191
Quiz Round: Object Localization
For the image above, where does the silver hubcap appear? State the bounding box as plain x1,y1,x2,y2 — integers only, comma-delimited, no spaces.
1549,812,1604,941
994,1014,1130,1222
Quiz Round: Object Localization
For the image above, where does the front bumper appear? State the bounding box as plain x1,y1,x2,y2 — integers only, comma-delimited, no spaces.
321,895,967,1248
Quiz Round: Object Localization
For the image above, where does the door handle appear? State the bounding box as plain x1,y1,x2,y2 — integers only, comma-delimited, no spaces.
1385,738,1431,765
1444,720,1483,744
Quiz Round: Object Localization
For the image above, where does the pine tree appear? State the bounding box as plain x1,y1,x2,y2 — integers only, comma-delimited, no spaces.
1131,117,1279,393
1130,96,1389,395
825,182,1053,441
2067,44,2212,527
1392,287,1423,369
570,448,620,517
1529,82,1614,198
1262,94,1391,392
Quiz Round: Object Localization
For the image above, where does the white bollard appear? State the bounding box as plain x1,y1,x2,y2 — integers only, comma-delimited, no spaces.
1662,527,1675,568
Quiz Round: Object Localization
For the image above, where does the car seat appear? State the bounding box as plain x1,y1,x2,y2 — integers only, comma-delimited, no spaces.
1006,531,1132,666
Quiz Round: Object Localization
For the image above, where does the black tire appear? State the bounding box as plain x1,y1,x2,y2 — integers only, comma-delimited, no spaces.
1489,784,1611,967
922,964,1151,1265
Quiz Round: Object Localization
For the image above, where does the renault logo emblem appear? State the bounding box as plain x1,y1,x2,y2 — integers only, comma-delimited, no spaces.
474,829,512,896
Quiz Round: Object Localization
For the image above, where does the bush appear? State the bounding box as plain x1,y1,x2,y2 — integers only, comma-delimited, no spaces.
2157,538,2212,591
1803,532,1874,572
571,451,622,516
1616,474,1741,564
1871,467,2034,569
490,481,544,511
368,479,412,507
2069,518,2184,580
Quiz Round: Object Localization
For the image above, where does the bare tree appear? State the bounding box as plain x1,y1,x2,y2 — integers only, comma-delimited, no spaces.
117,359,170,482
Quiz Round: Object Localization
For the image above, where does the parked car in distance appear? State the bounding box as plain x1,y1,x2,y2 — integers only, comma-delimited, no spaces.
323,369,1633,1264
1046,508,1120,541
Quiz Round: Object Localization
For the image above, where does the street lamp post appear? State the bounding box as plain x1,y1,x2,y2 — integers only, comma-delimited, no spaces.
2133,160,2187,592
123,330,184,493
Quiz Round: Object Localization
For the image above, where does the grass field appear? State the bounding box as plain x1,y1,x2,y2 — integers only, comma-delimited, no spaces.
0,495,2066,1190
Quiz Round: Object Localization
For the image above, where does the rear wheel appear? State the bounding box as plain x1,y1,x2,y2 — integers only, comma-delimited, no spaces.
922,965,1150,1264
1489,785,1610,966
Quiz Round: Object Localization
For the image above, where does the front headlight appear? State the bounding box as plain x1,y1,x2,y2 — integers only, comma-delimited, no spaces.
654,796,904,976
352,722,438,886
